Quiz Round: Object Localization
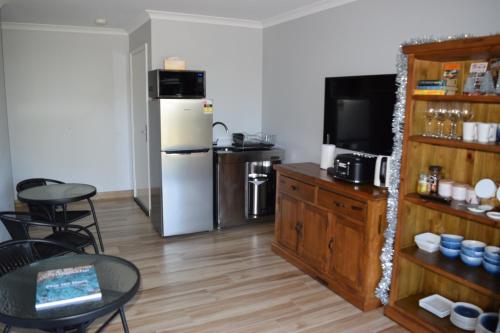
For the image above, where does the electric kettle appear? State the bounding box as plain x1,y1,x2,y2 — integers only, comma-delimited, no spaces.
374,155,392,188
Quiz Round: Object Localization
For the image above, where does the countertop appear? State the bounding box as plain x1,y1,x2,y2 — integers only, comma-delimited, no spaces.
274,162,388,201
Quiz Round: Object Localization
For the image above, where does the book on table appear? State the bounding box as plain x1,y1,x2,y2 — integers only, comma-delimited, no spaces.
35,265,102,310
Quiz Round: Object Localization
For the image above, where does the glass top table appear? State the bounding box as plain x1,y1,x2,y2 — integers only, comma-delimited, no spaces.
17,183,97,206
0,254,140,332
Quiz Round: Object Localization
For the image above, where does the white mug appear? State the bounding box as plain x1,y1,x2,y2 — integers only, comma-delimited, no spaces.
477,123,495,143
488,123,498,142
463,122,477,141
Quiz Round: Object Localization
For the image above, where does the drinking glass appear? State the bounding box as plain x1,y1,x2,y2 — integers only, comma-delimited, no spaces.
434,102,448,138
461,103,474,122
423,103,435,136
447,103,461,139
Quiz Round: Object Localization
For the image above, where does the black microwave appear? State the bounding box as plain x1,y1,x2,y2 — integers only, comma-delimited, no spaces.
148,69,205,99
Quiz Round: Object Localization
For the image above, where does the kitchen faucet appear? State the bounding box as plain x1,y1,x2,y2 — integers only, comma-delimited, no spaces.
212,122,228,133
212,122,229,145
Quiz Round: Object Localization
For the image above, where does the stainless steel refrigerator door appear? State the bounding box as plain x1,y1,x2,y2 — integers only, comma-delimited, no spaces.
160,99,212,151
161,151,213,236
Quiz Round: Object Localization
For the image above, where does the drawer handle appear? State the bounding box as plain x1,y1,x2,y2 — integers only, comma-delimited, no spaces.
351,206,363,211
290,185,298,191
295,222,303,232
335,202,344,208
328,238,334,251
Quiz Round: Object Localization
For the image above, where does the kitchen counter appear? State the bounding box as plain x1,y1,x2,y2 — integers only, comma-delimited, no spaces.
214,147,284,164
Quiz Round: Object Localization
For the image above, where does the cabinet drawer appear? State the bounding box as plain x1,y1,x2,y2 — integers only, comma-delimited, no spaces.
317,189,366,221
279,176,315,203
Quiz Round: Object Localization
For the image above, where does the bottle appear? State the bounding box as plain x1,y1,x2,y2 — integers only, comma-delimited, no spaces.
417,173,430,195
428,165,442,194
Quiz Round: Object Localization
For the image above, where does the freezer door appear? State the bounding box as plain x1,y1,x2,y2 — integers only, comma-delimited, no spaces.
161,150,213,236
160,99,212,151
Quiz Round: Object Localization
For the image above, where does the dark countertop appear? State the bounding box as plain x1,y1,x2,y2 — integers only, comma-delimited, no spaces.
214,147,284,163
275,162,388,201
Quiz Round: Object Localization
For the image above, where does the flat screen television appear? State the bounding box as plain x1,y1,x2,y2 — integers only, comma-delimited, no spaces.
323,74,396,156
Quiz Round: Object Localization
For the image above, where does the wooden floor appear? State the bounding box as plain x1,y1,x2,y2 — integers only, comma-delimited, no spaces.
8,198,407,333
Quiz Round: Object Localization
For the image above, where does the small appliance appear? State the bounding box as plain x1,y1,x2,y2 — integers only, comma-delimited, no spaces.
327,153,376,184
374,155,392,188
149,69,205,99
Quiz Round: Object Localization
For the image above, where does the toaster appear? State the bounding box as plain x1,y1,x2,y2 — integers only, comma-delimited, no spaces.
327,153,377,184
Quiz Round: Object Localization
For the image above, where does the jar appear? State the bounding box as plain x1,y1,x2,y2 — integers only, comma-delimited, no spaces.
438,179,453,198
428,165,442,194
452,183,467,201
417,173,430,195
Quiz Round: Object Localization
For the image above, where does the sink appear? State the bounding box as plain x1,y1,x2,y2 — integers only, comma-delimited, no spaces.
213,146,236,152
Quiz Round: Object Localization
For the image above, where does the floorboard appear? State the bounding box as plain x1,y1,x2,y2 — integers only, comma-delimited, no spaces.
5,198,407,332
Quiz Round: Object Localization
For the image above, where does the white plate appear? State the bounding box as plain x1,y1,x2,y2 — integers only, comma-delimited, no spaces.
474,179,497,199
497,187,500,201
419,294,453,318
467,206,487,213
478,204,494,211
486,211,500,221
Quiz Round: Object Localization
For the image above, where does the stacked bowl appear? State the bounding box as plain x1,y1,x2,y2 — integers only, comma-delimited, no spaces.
483,246,500,275
460,240,486,267
439,234,463,258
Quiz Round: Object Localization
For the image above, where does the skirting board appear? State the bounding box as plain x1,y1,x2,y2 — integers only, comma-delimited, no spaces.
14,190,133,211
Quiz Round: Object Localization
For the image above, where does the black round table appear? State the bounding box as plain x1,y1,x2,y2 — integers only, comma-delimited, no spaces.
0,254,140,333
17,184,97,206
17,184,104,252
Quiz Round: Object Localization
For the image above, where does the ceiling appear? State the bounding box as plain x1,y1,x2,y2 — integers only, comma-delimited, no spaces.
0,0,355,31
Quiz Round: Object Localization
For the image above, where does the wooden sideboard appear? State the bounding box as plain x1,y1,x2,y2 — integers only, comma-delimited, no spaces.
272,163,388,311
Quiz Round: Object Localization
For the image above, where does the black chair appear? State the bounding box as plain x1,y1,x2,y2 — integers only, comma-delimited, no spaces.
16,178,104,252
0,239,82,277
0,212,99,256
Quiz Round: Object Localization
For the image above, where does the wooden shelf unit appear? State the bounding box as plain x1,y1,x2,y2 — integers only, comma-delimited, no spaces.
384,35,500,333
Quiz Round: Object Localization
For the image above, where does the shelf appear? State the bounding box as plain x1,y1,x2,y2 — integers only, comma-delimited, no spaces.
412,95,500,103
400,246,500,299
389,294,470,333
409,135,500,153
405,193,500,228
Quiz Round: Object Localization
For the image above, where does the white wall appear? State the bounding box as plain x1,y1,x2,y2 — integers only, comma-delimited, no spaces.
0,21,14,241
3,28,132,192
150,19,263,138
262,0,500,163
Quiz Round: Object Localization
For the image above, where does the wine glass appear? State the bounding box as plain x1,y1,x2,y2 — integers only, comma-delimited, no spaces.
423,103,435,136
434,102,448,138
447,102,461,139
461,103,474,122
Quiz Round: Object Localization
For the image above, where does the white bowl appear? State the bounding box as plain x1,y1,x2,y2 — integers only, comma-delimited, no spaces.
415,232,440,253
475,312,499,333
450,302,483,331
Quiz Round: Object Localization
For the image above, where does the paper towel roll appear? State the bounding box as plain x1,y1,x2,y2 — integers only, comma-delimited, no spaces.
320,144,336,170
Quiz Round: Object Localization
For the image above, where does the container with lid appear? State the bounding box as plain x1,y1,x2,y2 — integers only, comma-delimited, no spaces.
428,165,442,194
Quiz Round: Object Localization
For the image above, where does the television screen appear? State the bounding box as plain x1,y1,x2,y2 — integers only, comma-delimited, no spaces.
323,74,396,156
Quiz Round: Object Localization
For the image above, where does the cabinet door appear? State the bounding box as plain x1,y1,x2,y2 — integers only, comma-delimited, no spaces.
329,215,364,291
298,203,332,273
276,194,300,253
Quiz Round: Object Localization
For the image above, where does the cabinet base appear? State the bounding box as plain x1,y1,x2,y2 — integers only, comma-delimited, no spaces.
272,241,381,311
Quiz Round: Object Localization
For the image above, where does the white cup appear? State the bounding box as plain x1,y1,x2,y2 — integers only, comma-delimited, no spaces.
463,122,477,141
466,188,479,204
452,184,467,201
438,179,453,198
488,123,498,142
477,123,495,143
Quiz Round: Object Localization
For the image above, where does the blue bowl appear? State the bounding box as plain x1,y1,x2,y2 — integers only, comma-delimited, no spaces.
440,234,464,243
483,260,500,275
461,240,486,252
484,246,500,260
460,247,484,258
478,313,499,332
441,241,461,249
440,245,460,258
483,256,500,266
460,253,482,267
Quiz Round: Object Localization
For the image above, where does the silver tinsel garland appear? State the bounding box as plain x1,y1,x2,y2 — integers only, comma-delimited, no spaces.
375,34,473,305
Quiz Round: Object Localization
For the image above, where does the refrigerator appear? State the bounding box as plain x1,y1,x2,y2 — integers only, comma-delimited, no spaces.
149,98,213,237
